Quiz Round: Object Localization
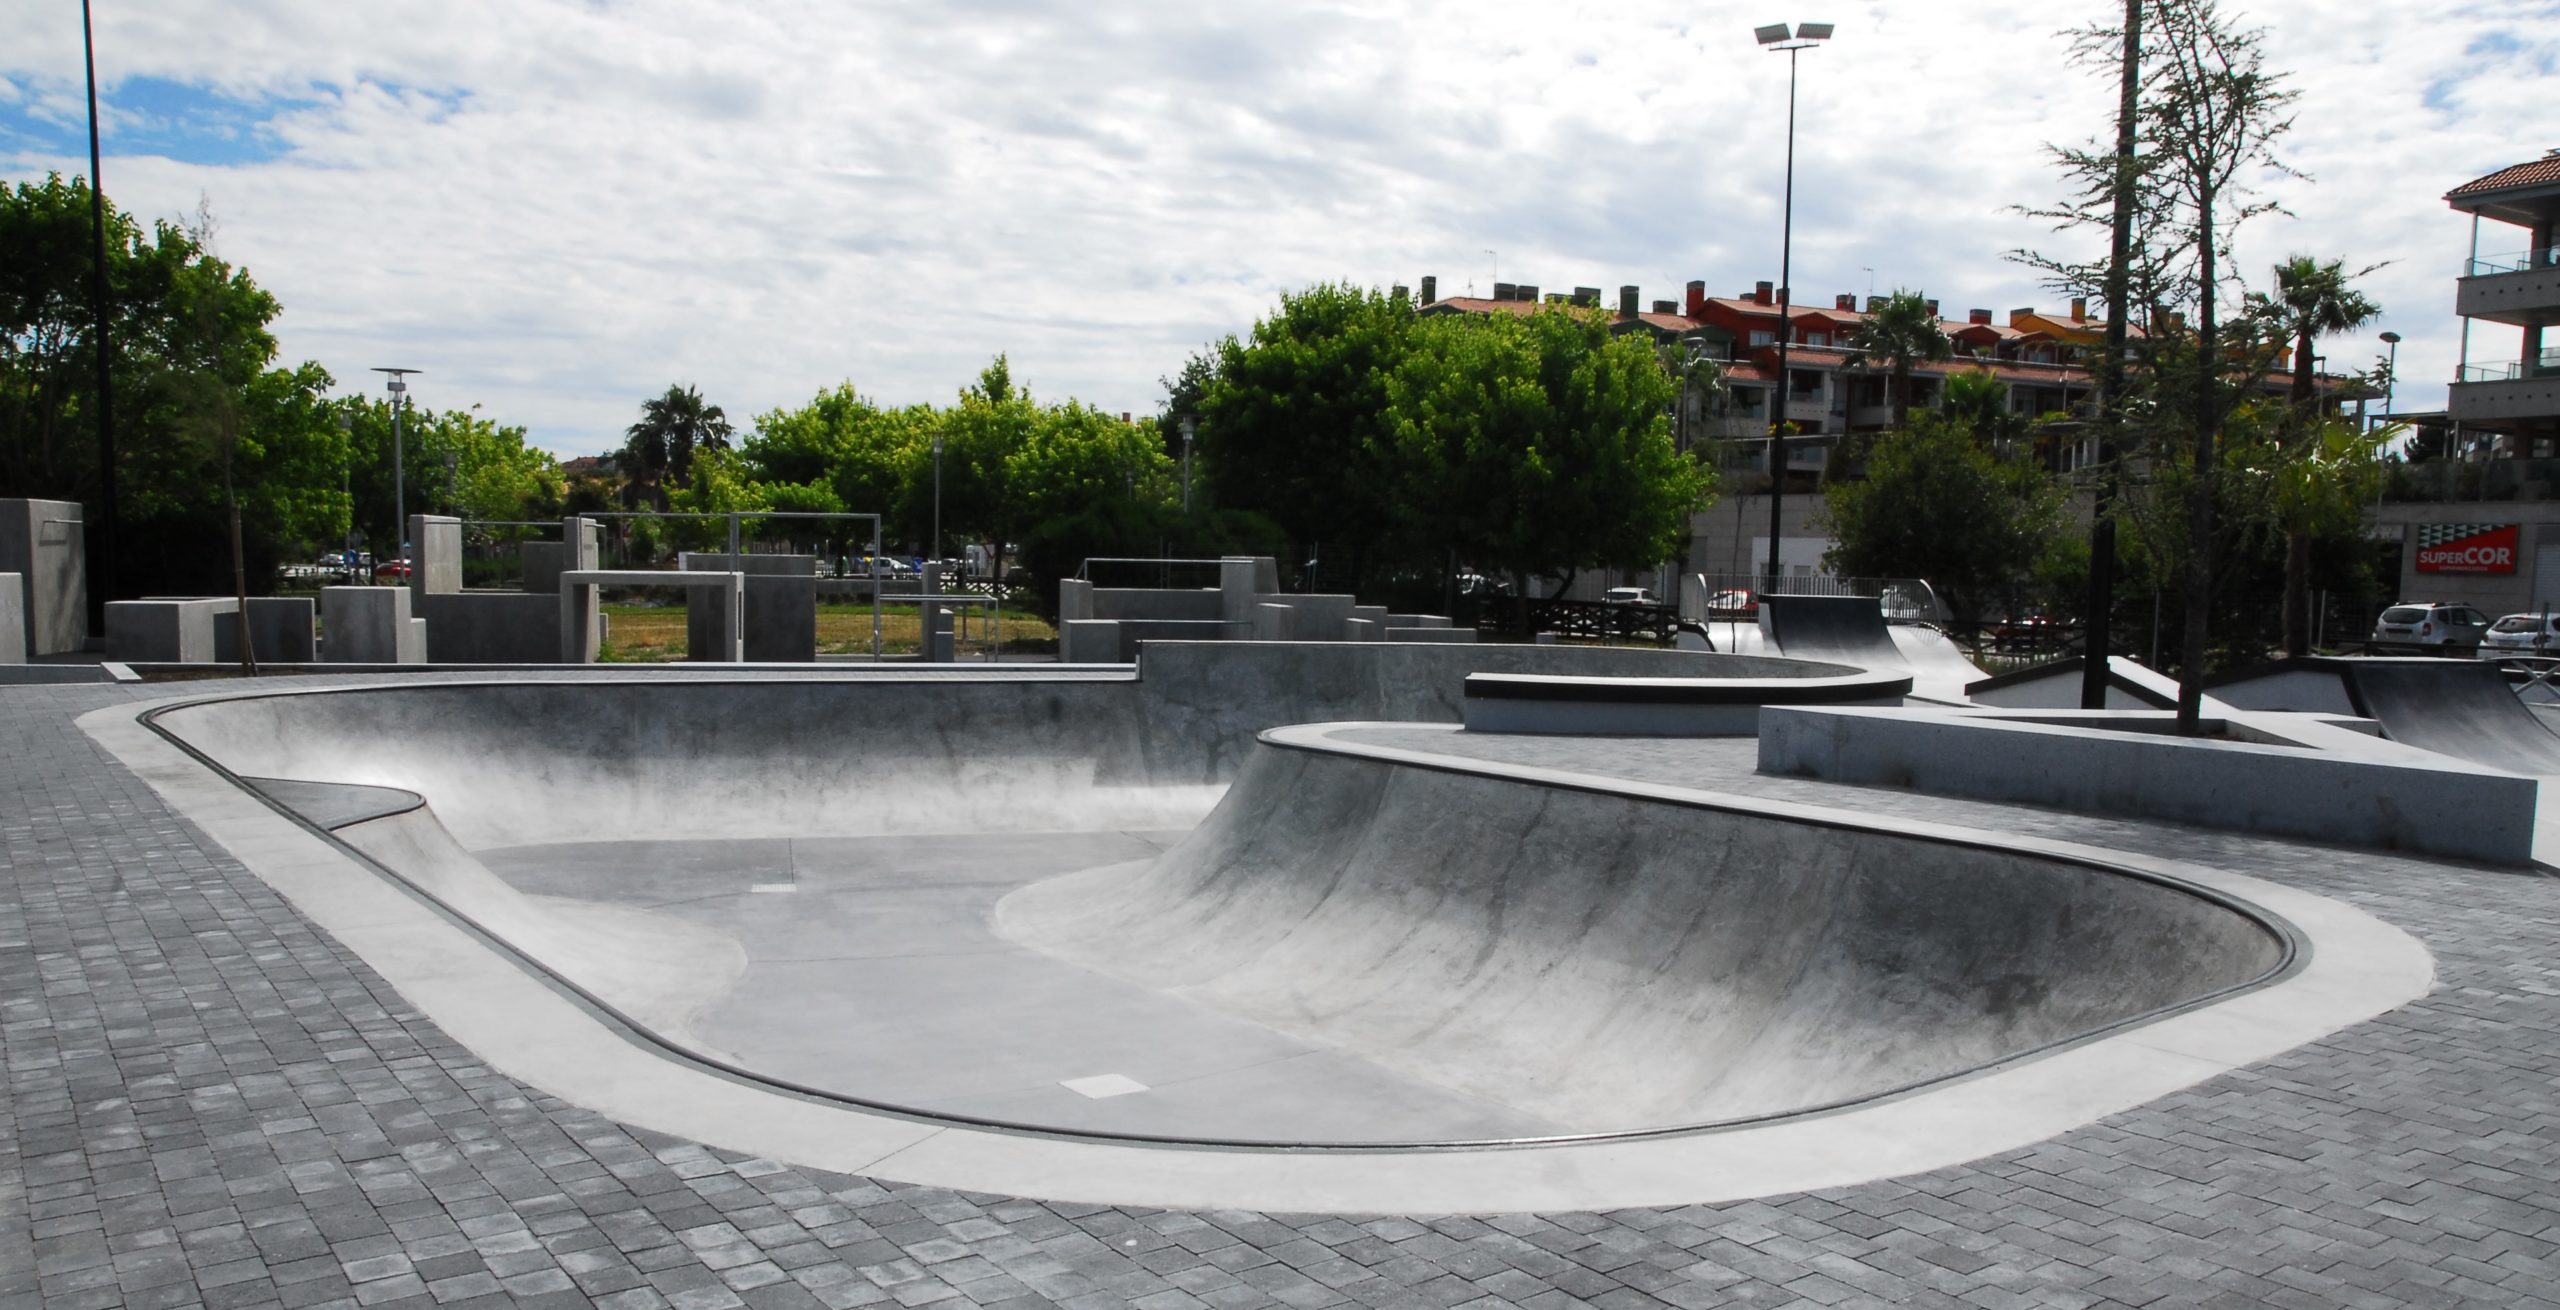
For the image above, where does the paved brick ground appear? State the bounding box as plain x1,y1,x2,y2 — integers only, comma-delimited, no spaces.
7,679,2560,1308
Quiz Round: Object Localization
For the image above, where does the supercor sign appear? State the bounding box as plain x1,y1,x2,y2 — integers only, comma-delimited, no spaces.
2414,522,2521,574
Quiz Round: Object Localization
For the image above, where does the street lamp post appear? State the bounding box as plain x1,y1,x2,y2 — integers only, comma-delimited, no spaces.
932,433,944,570
1754,21,1832,596
2379,331,2402,430
1181,416,1196,515
372,367,420,578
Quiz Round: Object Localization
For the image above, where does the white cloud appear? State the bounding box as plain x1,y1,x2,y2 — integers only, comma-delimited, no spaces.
3,0,2553,455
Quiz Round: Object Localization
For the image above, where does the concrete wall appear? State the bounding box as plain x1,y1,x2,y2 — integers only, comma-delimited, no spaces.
0,574,21,664
215,597,317,663
0,498,87,655
1090,589,1223,621
418,593,561,663
524,518,602,595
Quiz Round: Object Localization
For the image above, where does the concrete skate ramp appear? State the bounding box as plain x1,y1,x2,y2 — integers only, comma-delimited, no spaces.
2213,656,2560,776
2342,658,2560,776
1000,735,2288,1134
1764,594,1903,670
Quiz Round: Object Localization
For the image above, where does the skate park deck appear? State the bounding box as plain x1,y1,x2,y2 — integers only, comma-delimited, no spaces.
18,663,2549,1304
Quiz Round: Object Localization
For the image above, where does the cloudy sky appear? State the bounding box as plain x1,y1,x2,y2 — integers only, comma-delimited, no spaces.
4,1,2555,457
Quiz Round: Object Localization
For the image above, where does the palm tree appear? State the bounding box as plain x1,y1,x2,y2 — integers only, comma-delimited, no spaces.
1658,335,1729,455
624,384,734,495
1841,289,1953,428
2256,256,2382,656
2264,255,2382,409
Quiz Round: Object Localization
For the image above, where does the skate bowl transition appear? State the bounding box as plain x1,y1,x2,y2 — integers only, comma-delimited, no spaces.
100,642,2435,1207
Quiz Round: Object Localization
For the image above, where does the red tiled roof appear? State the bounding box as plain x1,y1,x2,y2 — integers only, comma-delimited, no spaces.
1633,312,1704,333
1425,297,1541,317
1703,297,1784,318
2449,155,2560,200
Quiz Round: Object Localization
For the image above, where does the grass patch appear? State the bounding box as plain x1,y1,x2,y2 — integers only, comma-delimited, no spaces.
598,601,1057,662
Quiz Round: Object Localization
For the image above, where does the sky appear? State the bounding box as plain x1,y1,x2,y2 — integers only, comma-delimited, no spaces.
4,1,2557,459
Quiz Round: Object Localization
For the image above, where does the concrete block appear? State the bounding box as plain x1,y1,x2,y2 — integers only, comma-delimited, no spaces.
926,607,956,663
1344,618,1379,642
0,574,21,664
1058,578,1093,623
1351,605,1390,639
214,597,317,663
322,586,419,663
0,498,87,655
417,592,561,663
1221,558,1259,627
1387,626,1476,643
107,598,231,662
1385,613,1453,629
1248,555,1280,594
403,617,428,663
1252,603,1295,642
410,515,463,595
1280,593,1354,637
1061,618,1122,663
742,574,817,662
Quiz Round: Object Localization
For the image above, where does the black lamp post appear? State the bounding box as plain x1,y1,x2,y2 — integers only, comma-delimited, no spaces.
1753,21,1832,596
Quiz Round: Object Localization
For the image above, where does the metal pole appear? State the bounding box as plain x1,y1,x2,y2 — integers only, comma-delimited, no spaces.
2081,0,2139,706
933,434,943,569
81,0,118,621
1765,44,1800,597
392,389,405,571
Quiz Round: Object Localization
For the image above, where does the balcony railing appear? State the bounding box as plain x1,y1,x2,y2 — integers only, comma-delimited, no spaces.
2458,350,2560,384
2467,246,2560,277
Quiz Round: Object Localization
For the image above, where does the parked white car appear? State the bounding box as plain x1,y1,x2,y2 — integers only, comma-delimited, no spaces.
2478,612,2560,659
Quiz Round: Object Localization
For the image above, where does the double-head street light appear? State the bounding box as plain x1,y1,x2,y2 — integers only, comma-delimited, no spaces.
372,367,420,574
1754,20,1832,595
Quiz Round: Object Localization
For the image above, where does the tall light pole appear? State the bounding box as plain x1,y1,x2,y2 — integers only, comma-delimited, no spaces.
932,432,944,569
2379,331,2402,429
1181,416,1196,515
81,0,119,621
373,367,420,574
1754,21,1831,596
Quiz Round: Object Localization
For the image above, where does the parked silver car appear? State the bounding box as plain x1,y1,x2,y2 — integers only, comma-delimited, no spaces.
2478,612,2560,659
2370,602,2492,649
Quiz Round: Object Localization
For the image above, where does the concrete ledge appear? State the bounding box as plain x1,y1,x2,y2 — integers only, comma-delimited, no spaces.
560,570,742,663
1385,626,1474,643
1463,666,1911,736
1759,705,2537,864
0,572,21,664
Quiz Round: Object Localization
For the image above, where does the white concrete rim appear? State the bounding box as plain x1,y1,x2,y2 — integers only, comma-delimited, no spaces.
81,693,2436,1215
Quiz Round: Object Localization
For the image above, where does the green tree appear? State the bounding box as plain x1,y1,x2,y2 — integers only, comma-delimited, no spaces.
1841,289,1952,428
1382,306,1708,616
743,381,932,540
1658,334,1729,456
1822,414,2068,629
1197,283,1414,576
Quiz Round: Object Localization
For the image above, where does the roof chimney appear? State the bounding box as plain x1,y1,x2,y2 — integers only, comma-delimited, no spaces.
1968,309,1992,325
1518,284,1540,302
1923,299,1939,318
1421,275,1437,304
1619,285,1639,317
1836,294,1856,311
1754,281,1774,305
1572,286,1601,307
1544,292,1564,305
1493,282,1517,301
1865,295,1884,312
2011,307,2035,327
1391,284,1408,302
1685,281,1707,317
2070,296,2087,320
1654,299,1679,314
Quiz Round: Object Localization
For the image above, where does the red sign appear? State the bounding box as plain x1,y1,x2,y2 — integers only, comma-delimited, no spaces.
2415,523,2520,574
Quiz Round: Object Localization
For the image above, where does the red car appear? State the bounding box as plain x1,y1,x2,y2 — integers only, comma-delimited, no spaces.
373,560,413,581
